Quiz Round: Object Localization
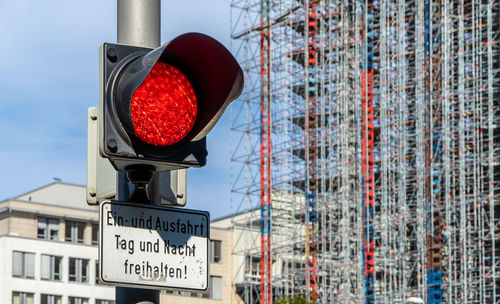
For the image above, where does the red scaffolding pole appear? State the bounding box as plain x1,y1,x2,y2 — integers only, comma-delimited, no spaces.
361,68,375,303
260,2,272,302
306,3,318,302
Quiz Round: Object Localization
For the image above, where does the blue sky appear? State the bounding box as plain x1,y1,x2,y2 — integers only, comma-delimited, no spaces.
0,0,235,219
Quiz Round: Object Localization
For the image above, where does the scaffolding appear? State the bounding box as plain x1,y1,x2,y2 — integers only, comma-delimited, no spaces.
230,0,500,303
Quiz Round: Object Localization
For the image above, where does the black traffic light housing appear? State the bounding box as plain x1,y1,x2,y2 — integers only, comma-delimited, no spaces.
99,33,243,172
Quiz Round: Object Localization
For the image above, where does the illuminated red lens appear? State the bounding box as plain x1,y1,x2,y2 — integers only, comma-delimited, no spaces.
131,62,197,146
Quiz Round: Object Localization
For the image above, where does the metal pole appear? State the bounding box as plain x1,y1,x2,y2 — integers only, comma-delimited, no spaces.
117,0,160,48
116,0,161,303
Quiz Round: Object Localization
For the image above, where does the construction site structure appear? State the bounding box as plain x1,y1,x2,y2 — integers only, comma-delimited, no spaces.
229,0,500,303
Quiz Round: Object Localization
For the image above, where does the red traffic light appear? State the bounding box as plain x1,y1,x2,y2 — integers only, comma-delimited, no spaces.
100,33,244,171
131,62,197,146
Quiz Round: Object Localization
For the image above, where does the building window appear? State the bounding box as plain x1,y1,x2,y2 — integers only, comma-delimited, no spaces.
68,297,89,304
41,255,62,281
12,291,34,304
246,256,260,277
12,251,35,279
69,258,89,283
95,261,100,284
173,291,190,296
210,240,222,263
41,294,62,304
38,217,60,240
92,223,99,245
189,292,204,298
210,276,222,300
96,300,115,304
65,221,85,243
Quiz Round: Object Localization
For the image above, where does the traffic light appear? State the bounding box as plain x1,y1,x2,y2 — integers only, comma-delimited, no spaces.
99,33,243,172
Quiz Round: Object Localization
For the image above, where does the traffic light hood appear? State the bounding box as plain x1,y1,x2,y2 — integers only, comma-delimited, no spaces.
100,33,244,171
116,32,244,143
160,33,244,141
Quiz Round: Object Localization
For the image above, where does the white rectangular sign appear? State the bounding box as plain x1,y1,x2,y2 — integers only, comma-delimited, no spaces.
99,201,209,290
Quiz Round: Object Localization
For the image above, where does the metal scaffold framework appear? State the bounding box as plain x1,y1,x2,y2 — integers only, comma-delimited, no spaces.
229,0,500,303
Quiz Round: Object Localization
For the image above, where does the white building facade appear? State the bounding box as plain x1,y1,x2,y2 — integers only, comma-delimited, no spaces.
0,182,114,304
0,182,236,304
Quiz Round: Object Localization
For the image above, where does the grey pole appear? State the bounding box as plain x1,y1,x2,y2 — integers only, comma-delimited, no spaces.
117,0,160,48
116,0,161,303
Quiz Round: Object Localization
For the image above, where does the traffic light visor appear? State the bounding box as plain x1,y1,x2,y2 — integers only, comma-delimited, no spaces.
159,33,244,141
113,33,243,145
100,33,243,171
